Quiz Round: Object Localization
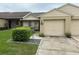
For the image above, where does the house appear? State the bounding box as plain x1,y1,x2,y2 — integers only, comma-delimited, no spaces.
0,12,30,28
1,3,79,36
39,3,79,36
0,12,44,31
21,12,44,31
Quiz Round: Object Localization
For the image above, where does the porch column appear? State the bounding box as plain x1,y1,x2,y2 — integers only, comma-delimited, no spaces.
65,16,71,35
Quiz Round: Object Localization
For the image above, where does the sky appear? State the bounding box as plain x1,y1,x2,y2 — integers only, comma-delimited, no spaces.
0,3,64,12
0,3,78,12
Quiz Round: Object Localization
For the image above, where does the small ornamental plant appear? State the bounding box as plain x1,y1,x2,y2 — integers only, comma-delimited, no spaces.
39,33,45,37
65,33,71,38
12,27,32,42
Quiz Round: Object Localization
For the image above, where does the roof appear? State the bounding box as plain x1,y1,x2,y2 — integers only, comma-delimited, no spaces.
23,12,45,18
30,12,45,17
57,3,79,16
57,3,79,10
0,12,30,19
39,3,79,17
38,8,70,17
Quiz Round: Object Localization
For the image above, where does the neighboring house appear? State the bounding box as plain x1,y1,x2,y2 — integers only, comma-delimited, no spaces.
0,11,44,31
39,3,79,36
0,12,30,28
21,12,44,31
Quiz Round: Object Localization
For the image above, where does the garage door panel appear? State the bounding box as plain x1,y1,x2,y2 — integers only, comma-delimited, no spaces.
71,20,79,35
44,20,64,36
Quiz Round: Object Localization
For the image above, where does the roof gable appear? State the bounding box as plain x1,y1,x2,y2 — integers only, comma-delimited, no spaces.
23,12,45,20
40,9,69,17
23,15,39,20
58,3,79,16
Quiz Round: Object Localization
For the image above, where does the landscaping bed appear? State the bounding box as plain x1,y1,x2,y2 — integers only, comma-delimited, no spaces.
0,29,38,55
8,39,41,45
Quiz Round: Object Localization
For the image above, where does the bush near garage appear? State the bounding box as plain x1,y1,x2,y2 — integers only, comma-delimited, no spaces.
12,27,33,42
65,33,71,38
39,33,45,37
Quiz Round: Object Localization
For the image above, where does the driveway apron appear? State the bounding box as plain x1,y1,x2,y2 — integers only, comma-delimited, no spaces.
36,36,79,55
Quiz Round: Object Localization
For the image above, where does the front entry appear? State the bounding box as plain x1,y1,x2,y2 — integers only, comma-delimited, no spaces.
8,19,20,28
23,20,40,31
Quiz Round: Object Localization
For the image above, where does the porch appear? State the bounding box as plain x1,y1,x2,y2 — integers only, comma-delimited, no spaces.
7,19,21,28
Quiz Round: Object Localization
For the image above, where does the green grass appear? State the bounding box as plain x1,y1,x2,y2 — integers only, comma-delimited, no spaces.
0,29,38,55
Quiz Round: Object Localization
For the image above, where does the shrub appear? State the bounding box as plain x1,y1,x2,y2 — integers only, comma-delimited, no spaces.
12,27,33,42
0,27,8,30
65,33,71,38
39,33,45,37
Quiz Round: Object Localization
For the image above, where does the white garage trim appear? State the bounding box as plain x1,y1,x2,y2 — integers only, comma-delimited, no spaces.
43,19,65,36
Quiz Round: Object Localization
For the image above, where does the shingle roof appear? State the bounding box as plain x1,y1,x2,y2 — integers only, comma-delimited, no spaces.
28,12,45,17
0,12,30,19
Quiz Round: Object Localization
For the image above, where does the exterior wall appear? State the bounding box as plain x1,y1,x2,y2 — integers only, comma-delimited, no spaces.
40,18,45,33
65,16,71,34
0,19,8,27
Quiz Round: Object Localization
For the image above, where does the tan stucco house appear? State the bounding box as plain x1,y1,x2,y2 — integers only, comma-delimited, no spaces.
39,3,79,36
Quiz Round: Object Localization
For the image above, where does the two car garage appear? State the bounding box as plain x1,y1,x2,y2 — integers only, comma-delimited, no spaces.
40,4,79,36
42,19,79,36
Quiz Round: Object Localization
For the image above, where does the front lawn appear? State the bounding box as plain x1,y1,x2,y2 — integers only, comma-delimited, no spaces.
0,29,38,55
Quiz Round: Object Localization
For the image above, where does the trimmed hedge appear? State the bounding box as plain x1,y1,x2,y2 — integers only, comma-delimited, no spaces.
0,27,8,30
12,27,33,41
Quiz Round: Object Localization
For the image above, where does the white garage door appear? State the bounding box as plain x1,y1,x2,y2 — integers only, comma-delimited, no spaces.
71,19,79,35
44,20,64,36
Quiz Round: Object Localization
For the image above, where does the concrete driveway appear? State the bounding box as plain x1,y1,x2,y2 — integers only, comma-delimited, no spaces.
36,36,79,55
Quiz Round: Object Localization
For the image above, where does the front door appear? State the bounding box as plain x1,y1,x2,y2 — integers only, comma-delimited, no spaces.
8,19,19,28
8,20,11,28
